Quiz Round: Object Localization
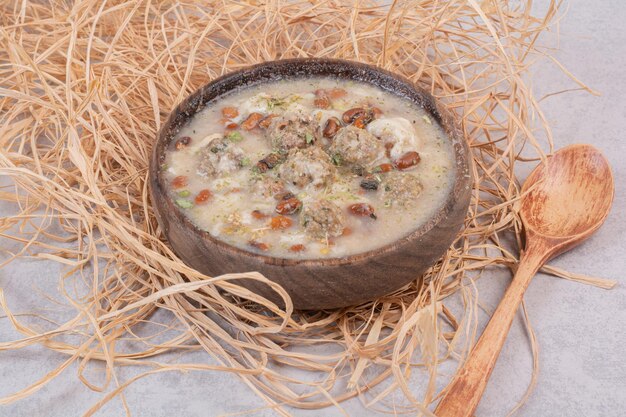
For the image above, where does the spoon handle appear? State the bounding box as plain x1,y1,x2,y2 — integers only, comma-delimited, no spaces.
434,242,549,417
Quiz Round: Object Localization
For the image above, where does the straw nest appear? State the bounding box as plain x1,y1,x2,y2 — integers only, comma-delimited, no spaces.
0,1,615,416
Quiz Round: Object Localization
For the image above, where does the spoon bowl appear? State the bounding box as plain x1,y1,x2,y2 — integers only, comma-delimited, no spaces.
435,144,614,417
521,144,614,239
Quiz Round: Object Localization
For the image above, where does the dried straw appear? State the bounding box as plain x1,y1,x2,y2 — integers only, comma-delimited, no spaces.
0,0,616,415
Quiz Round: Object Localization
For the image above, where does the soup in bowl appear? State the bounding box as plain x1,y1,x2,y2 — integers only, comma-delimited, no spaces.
150,59,471,309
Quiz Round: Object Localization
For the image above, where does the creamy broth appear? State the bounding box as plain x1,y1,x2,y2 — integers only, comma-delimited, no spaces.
162,77,455,259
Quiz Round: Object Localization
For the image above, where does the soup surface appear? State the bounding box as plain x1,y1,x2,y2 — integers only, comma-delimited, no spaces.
162,77,455,259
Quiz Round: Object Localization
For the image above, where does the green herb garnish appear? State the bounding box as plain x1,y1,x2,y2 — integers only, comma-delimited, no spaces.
330,153,343,166
210,141,228,153
175,199,194,209
240,157,251,167
226,131,244,142
178,190,190,197
266,97,286,110
305,132,314,144
266,95,301,110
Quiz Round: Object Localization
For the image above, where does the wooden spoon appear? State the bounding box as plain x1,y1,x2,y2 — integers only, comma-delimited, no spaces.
435,144,614,417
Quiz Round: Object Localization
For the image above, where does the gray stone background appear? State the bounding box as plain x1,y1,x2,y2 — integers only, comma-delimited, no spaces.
0,0,624,416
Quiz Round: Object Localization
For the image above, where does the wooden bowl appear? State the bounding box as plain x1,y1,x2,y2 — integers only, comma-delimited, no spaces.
150,59,472,310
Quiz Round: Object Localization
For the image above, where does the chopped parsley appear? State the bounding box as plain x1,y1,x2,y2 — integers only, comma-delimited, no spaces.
266,95,302,110
177,190,191,197
226,131,244,142
175,199,194,209
305,132,314,144
330,153,343,166
210,141,228,153
266,97,287,110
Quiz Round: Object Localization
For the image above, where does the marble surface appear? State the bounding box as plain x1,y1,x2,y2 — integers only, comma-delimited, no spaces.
1,1,625,416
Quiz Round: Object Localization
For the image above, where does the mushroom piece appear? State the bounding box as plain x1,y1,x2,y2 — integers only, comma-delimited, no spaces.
366,117,420,160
